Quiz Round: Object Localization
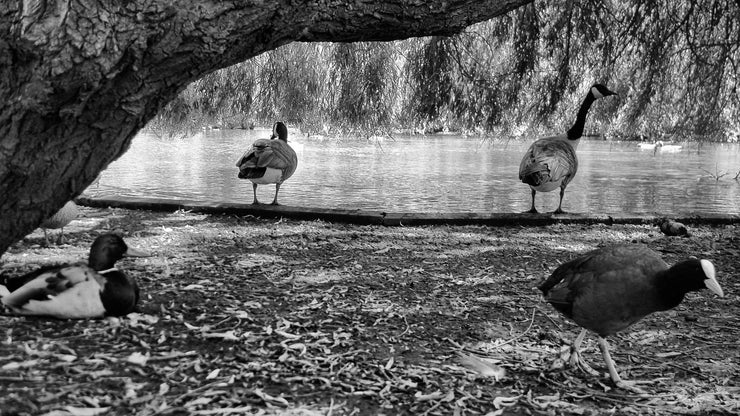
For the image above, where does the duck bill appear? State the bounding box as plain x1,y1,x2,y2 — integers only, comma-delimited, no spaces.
705,276,724,297
125,246,151,257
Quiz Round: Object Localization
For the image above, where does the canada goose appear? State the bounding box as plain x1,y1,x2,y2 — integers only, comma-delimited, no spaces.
0,234,150,319
40,201,79,245
519,84,617,213
538,245,723,392
236,122,298,205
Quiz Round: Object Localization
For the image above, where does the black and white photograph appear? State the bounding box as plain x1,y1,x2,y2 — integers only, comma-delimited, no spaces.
1,1,738,414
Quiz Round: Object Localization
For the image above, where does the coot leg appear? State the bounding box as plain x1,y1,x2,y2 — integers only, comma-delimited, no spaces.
597,337,648,394
569,328,599,376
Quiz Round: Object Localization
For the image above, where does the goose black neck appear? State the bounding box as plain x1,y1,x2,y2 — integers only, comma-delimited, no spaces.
566,93,596,140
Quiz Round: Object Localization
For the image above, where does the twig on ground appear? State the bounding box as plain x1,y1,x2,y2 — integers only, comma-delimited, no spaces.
537,305,565,331
622,350,712,380
399,314,411,337
493,307,537,348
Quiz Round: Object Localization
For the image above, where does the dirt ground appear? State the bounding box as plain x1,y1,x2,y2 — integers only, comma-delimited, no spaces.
0,207,738,416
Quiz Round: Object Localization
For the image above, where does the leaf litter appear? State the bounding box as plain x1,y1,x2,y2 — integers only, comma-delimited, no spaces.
0,208,738,415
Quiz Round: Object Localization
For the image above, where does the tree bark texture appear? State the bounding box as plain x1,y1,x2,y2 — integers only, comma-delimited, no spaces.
0,0,531,255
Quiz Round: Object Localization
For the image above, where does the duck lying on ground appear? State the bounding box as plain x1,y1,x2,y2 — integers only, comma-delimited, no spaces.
0,234,150,319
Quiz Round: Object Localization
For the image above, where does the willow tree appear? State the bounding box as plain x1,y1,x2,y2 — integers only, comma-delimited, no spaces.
0,0,532,255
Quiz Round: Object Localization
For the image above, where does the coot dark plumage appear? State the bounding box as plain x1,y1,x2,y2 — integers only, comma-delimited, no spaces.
538,244,723,392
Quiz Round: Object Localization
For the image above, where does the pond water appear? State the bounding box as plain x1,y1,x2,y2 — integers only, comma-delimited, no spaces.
84,127,740,215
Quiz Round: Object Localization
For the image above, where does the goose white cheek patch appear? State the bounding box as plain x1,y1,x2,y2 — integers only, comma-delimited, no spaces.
700,259,724,297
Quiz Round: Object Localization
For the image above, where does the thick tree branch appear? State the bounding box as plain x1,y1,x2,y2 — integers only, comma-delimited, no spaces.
0,0,531,255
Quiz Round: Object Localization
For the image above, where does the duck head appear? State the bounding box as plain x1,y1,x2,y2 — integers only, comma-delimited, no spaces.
590,84,618,99
88,234,150,271
270,121,288,142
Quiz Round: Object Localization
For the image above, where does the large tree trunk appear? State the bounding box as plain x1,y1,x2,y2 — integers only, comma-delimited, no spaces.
0,0,531,255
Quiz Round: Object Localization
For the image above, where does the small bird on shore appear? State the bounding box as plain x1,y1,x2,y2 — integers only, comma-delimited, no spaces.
41,201,79,245
519,84,618,213
538,244,723,392
0,234,150,319
236,121,298,205
657,218,689,237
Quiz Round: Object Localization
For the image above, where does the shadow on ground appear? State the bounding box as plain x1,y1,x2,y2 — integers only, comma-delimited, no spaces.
1,207,738,415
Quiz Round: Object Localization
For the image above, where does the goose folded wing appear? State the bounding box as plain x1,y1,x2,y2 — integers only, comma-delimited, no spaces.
271,142,297,171
236,139,271,167
530,140,576,183
280,147,298,179
518,146,539,180
235,150,253,167
257,146,295,170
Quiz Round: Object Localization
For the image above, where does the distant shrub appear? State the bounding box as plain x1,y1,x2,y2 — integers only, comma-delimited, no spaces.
150,1,740,141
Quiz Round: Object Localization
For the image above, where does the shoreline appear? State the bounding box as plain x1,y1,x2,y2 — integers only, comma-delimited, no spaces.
75,196,740,226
